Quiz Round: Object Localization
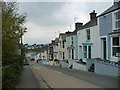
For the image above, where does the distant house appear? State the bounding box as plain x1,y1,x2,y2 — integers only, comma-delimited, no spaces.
66,23,83,61
98,1,120,62
57,33,67,60
77,10,100,62
52,38,59,60
40,45,49,60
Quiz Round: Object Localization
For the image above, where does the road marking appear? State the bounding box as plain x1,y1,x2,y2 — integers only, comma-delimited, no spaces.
52,70,62,74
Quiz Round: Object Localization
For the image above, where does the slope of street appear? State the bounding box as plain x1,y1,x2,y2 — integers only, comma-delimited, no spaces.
30,61,119,88
16,66,40,88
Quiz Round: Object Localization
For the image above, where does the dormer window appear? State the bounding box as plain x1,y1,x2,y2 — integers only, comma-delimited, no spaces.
86,29,90,40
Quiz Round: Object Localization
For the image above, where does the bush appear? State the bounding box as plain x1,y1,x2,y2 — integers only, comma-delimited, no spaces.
2,63,23,88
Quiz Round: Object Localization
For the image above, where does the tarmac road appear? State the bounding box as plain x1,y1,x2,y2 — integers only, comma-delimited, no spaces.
32,62,118,88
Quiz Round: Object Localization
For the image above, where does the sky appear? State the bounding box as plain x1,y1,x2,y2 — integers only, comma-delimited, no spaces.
16,0,113,45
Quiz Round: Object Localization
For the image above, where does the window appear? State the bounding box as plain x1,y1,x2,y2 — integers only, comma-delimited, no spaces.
112,36,120,57
113,37,119,45
60,41,61,47
69,50,71,59
86,29,90,40
63,52,65,60
114,11,120,29
60,52,62,59
88,46,91,59
71,37,74,45
62,41,65,48
83,46,87,58
72,49,74,59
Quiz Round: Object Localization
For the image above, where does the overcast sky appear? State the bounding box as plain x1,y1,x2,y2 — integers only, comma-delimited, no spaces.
17,0,113,45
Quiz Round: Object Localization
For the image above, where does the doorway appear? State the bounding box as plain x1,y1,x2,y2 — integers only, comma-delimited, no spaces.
101,38,107,60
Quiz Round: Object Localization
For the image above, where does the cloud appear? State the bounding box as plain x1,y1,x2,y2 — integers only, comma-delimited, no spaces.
23,21,65,44
18,2,112,44
5,0,112,2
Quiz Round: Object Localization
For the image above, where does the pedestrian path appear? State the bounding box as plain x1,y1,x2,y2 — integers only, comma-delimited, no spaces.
16,65,40,88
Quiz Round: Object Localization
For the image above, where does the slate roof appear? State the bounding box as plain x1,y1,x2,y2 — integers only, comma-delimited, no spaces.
98,2,120,17
59,33,66,41
81,19,97,29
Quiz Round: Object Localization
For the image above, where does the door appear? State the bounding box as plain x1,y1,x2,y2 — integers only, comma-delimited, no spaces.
88,46,91,59
102,38,107,60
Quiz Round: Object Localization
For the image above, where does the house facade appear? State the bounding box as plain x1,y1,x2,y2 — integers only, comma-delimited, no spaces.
66,23,83,61
77,10,100,62
52,38,59,60
98,1,120,62
57,33,67,60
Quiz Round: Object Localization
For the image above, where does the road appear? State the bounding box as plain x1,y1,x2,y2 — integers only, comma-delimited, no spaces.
30,61,119,88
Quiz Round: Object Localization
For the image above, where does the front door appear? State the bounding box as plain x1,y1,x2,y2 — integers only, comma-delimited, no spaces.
103,38,106,59
83,45,91,59
101,38,107,60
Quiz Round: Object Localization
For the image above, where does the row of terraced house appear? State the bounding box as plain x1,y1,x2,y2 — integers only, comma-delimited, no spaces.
26,1,120,77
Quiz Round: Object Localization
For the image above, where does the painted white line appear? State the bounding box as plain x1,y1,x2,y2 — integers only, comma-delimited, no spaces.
52,70,62,74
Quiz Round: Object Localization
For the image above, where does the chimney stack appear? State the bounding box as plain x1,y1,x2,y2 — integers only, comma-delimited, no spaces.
90,10,97,21
75,22,83,30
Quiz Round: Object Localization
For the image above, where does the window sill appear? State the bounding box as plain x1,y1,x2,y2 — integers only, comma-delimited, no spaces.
110,56,119,62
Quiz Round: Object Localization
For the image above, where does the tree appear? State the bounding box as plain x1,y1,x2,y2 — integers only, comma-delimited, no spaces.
2,2,27,88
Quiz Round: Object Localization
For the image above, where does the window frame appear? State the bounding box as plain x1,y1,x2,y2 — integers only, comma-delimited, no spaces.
86,29,90,41
71,36,74,45
69,49,71,59
113,10,120,31
83,46,87,58
71,49,74,59
112,36,120,57
63,52,65,60
62,41,65,48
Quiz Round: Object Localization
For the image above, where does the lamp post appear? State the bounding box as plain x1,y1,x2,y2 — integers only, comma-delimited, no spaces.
20,27,27,65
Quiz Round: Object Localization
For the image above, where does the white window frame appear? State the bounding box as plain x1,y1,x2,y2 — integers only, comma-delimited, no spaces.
111,36,120,58
62,41,65,48
112,9,120,31
83,46,87,58
83,45,92,59
71,36,74,45
68,49,71,59
71,49,74,59
86,29,90,41
63,52,65,60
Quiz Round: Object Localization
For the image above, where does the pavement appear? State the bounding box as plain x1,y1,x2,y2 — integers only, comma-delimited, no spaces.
16,65,40,88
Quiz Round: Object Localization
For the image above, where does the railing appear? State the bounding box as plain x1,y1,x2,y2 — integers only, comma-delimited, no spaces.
96,58,120,67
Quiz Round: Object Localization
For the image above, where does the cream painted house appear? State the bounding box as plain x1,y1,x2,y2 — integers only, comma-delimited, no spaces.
57,33,67,60
52,38,59,60
77,10,100,62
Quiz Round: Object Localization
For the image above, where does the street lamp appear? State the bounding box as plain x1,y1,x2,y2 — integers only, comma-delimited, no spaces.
20,27,27,64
